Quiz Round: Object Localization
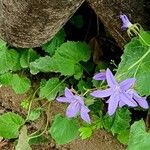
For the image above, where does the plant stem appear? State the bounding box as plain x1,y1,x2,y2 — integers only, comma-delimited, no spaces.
28,102,51,140
25,87,40,122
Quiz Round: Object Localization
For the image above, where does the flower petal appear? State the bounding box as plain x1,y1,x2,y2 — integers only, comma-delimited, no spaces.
80,106,91,123
93,71,106,81
66,102,80,118
74,95,84,105
120,92,137,107
90,88,112,98
119,101,125,107
120,78,136,91
124,89,148,109
107,94,119,116
120,15,132,29
56,97,71,103
106,68,118,87
134,97,149,109
65,87,74,98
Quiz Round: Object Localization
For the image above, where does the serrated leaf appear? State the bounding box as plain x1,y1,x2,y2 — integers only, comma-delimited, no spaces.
0,39,7,49
42,29,66,56
0,112,24,139
139,31,150,46
39,78,65,101
16,126,32,150
0,47,19,74
49,114,79,145
11,74,31,94
117,130,129,145
116,38,150,96
30,56,53,74
20,48,39,68
28,107,42,121
128,120,150,150
79,126,92,139
103,108,131,134
74,64,83,79
11,49,22,71
0,72,13,85
29,135,49,145
51,41,91,77
30,41,91,78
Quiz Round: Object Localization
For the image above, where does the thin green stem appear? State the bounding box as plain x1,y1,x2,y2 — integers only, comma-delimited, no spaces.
25,87,40,122
28,102,51,140
83,89,90,96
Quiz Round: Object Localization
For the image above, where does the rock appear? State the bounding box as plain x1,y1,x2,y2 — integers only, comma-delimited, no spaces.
0,0,84,47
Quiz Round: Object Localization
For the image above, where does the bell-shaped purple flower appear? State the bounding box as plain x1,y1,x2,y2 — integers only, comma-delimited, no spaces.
91,68,138,116
56,88,91,123
120,14,133,30
93,70,106,81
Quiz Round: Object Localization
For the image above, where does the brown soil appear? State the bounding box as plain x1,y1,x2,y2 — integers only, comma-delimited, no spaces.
0,87,125,150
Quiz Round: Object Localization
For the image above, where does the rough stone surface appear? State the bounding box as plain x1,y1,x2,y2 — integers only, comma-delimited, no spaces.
88,0,150,48
0,0,84,47
0,0,149,48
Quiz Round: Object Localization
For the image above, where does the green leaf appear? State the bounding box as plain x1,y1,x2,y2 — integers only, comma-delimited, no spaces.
0,39,7,49
28,108,43,121
79,126,92,139
30,56,53,74
49,114,79,145
16,126,32,150
117,130,130,145
70,15,84,28
30,41,91,78
51,41,91,77
116,38,150,96
128,120,150,150
29,135,49,145
20,48,39,68
139,31,150,46
0,47,19,74
0,72,13,85
11,50,22,71
103,108,131,134
39,78,65,101
77,79,92,93
73,64,83,79
11,74,31,94
0,112,24,139
89,101,104,115
42,29,66,56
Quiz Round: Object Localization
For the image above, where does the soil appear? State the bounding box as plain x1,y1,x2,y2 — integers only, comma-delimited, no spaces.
0,86,125,150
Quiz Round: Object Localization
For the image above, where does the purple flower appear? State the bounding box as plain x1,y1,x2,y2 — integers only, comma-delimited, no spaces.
93,70,106,81
126,89,149,109
91,68,137,116
56,88,91,123
120,14,133,30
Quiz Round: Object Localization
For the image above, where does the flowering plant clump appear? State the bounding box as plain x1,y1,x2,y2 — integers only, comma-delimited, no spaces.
56,87,91,123
0,13,150,149
91,68,148,115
